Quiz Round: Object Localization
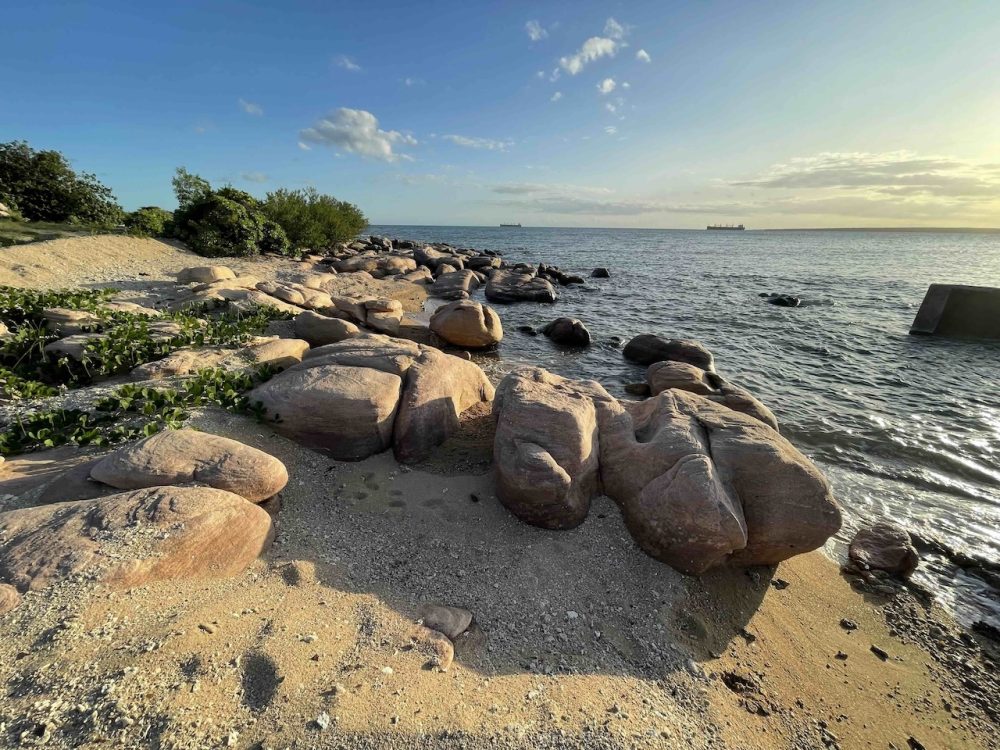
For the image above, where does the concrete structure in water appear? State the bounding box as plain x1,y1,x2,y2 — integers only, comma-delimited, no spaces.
910,284,1000,339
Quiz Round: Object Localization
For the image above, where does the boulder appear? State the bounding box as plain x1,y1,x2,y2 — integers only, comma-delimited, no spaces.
0,486,274,591
765,293,801,308
366,309,404,335
430,269,480,300
485,269,558,304
591,267,611,278
622,335,715,371
253,335,493,463
242,337,310,369
249,359,403,460
335,256,381,274
541,317,591,347
43,332,105,361
429,300,503,348
89,429,288,503
492,368,608,529
599,390,840,572
42,307,102,336
294,310,361,346
645,361,778,430
418,604,473,639
381,257,418,275
177,266,236,284
256,281,334,311
0,583,20,616
130,346,231,380
848,522,919,578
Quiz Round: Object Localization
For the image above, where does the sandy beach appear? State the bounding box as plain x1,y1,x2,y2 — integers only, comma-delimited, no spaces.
0,236,997,750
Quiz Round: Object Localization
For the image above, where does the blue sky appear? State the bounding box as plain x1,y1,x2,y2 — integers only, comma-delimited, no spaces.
3,0,1000,227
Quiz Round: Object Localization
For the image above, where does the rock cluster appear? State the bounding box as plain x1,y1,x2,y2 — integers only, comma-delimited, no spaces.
493,366,841,574
249,334,494,463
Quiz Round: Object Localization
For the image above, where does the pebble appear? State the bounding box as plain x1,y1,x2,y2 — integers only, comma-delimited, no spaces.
316,711,331,731
840,619,858,631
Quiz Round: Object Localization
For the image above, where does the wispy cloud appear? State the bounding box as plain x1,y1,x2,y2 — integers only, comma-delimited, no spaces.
238,98,263,116
525,20,548,42
442,134,513,151
636,49,651,63
402,77,425,86
558,18,629,75
297,141,312,151
335,55,362,72
550,91,563,102
597,78,616,95
300,108,416,162
604,125,618,135
240,171,268,183
604,17,627,39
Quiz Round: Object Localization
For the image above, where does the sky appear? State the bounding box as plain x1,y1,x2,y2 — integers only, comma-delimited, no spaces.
3,0,1000,228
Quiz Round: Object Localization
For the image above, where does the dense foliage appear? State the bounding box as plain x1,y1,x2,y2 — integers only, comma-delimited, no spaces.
124,206,172,237
170,169,294,258
262,187,367,250
0,141,124,226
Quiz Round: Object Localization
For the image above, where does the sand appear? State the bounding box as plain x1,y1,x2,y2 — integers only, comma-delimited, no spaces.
0,236,997,749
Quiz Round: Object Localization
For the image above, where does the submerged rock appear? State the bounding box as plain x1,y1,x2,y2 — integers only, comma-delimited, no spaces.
541,317,591,347
591,267,611,278
623,335,715,371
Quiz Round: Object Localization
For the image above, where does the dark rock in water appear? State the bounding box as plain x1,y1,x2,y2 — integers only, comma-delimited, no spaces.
485,269,558,304
764,293,801,307
972,620,1000,641
541,317,591,347
849,522,919,578
622,334,715,371
591,267,611,278
516,325,537,336
910,283,1000,339
624,382,651,396
561,275,585,285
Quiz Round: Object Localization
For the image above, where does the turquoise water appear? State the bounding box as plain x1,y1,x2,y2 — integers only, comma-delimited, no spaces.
371,226,1000,626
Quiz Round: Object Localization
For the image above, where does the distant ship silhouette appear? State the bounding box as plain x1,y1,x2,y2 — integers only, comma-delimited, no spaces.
707,224,745,230
499,223,522,227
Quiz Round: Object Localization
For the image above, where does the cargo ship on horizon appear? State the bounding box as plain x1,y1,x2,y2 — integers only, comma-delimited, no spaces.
707,224,745,230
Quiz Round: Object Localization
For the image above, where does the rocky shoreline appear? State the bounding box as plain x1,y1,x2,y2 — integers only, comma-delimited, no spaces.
0,233,997,749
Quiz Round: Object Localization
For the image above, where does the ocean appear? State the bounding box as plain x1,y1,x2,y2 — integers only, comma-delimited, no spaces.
370,225,1000,627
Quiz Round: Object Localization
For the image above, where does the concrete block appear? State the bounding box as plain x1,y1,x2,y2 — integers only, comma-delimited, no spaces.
910,284,1000,339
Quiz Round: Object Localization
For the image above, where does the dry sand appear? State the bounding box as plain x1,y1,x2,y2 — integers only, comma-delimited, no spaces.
0,236,997,749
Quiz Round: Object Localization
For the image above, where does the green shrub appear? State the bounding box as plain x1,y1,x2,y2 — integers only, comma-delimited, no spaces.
124,206,172,237
0,141,124,227
172,167,212,211
173,193,265,257
262,187,367,251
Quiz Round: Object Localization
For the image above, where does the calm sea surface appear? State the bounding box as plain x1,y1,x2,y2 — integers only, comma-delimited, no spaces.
371,225,1000,626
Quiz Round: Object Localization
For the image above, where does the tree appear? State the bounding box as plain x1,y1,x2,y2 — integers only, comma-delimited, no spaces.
171,167,212,211
174,193,265,258
0,140,124,226
262,187,367,250
124,206,172,237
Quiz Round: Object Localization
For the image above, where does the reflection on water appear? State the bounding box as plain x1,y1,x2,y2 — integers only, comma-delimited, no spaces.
372,226,1000,626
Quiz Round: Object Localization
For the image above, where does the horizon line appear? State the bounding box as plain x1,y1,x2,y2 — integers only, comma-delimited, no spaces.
366,224,1000,233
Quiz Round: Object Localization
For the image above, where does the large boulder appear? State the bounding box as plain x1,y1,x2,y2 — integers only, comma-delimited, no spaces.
0,583,20,616
256,281,334,311
0,486,274,592
646,361,778,430
623,335,715,371
429,300,503,348
251,335,494,463
430,269,481,300
599,390,840,572
89,429,288,503
485,269,557,304
42,307,101,336
177,266,236,284
294,310,361,346
492,369,608,529
541,317,591,347
848,522,919,578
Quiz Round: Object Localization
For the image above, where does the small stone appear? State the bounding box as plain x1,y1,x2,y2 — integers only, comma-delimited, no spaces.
381,666,394,675
839,619,858,631
198,623,216,634
770,578,790,590
870,645,889,661
316,712,331,730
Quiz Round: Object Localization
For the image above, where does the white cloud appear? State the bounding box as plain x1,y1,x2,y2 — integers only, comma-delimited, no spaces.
335,55,361,72
238,98,263,116
442,134,513,151
636,49,651,63
536,70,546,79
297,141,311,151
622,81,631,89
550,91,563,102
605,102,618,113
559,36,619,75
604,17,627,39
299,108,416,162
597,78,616,94
240,172,268,183
402,77,425,86
604,126,618,135
526,20,548,42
